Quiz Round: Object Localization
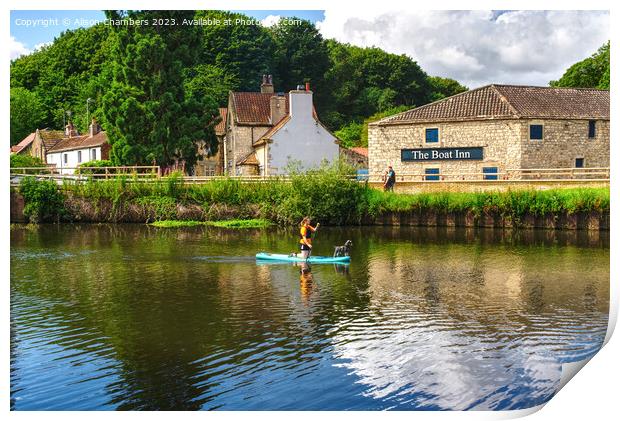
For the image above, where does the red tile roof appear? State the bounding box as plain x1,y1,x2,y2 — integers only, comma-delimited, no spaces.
48,131,109,153
231,92,289,124
377,85,610,125
38,129,66,150
349,147,368,157
215,107,227,135
11,132,36,153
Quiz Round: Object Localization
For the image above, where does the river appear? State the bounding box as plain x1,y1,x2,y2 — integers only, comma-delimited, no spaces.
10,224,609,410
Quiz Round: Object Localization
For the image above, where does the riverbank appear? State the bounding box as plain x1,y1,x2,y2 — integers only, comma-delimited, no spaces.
11,173,610,230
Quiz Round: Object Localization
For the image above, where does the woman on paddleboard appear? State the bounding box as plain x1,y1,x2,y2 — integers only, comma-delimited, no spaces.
299,217,319,259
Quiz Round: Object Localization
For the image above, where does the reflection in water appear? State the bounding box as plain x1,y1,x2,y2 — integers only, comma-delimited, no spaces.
299,262,315,304
10,224,609,410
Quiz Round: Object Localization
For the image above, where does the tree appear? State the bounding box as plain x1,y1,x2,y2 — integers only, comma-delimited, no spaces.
550,42,610,89
102,11,219,168
10,24,114,132
184,64,239,107
428,76,468,101
324,41,431,129
195,10,275,95
270,18,331,112
10,87,46,145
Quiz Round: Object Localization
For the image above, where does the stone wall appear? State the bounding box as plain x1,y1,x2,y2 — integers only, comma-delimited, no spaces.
520,119,610,169
340,147,368,168
368,119,522,182
226,122,270,174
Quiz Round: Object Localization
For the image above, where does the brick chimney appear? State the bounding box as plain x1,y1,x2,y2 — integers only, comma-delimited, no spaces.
65,121,77,138
89,118,101,138
270,94,287,125
260,74,274,94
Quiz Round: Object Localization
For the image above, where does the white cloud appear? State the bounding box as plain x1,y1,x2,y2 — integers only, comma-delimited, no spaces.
34,42,52,52
261,14,281,27
10,36,31,60
317,10,609,88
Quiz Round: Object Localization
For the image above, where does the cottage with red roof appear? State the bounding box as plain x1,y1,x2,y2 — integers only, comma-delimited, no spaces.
45,119,110,174
369,84,609,182
224,75,339,175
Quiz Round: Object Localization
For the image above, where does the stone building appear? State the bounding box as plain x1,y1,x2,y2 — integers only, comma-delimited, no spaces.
194,107,227,176
368,85,610,181
224,75,339,175
340,147,368,168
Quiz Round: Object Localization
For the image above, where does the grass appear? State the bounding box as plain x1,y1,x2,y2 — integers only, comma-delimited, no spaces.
45,163,610,225
205,219,273,228
150,220,206,228
150,219,273,229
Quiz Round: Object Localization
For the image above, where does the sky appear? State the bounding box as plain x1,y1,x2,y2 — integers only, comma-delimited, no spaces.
10,9,610,88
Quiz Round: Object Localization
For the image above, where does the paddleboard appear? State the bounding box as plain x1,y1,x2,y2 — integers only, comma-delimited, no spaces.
256,252,350,264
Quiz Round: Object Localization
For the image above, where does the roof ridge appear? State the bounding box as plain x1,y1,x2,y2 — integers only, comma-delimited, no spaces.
377,85,497,124
489,84,521,118
491,83,609,92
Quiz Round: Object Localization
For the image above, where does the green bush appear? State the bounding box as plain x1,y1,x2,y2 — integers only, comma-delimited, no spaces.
59,166,610,225
19,177,65,223
10,154,46,171
76,160,114,174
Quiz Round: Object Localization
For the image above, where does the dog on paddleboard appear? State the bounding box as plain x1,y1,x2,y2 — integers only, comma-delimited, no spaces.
333,240,352,257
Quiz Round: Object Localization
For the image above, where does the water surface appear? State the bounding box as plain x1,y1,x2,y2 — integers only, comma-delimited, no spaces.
10,224,609,410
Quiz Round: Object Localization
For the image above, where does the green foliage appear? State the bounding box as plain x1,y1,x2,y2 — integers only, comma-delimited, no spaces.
428,76,469,101
205,219,273,228
19,177,65,223
102,11,217,168
275,162,366,225
133,196,178,221
363,187,610,224
10,154,46,168
335,122,364,148
550,42,610,89
76,159,114,174
195,10,275,93
57,167,609,225
10,24,114,133
270,18,331,112
323,40,432,129
10,87,46,145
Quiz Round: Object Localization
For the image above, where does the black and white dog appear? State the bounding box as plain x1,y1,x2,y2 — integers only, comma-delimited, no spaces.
333,240,353,257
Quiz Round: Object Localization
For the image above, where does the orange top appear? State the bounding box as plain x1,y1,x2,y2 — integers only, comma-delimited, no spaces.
299,225,316,245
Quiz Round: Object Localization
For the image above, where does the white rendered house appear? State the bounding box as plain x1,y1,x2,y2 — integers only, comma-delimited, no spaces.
46,120,110,175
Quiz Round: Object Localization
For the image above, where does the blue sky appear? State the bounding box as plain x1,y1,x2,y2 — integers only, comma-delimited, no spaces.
11,10,325,51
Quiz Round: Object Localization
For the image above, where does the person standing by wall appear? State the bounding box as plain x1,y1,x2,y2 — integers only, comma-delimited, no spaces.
384,165,396,191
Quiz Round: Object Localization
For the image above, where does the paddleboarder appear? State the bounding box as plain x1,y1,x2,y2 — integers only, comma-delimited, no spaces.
299,217,320,259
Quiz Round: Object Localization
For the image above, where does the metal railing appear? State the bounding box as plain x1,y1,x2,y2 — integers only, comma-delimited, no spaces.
368,167,610,183
9,166,610,185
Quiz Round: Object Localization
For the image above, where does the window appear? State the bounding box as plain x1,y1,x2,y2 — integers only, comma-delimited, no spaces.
483,167,498,180
425,168,440,181
575,158,584,168
91,149,97,160
588,120,596,138
63,154,68,164
425,128,439,143
529,124,543,140
77,151,82,163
